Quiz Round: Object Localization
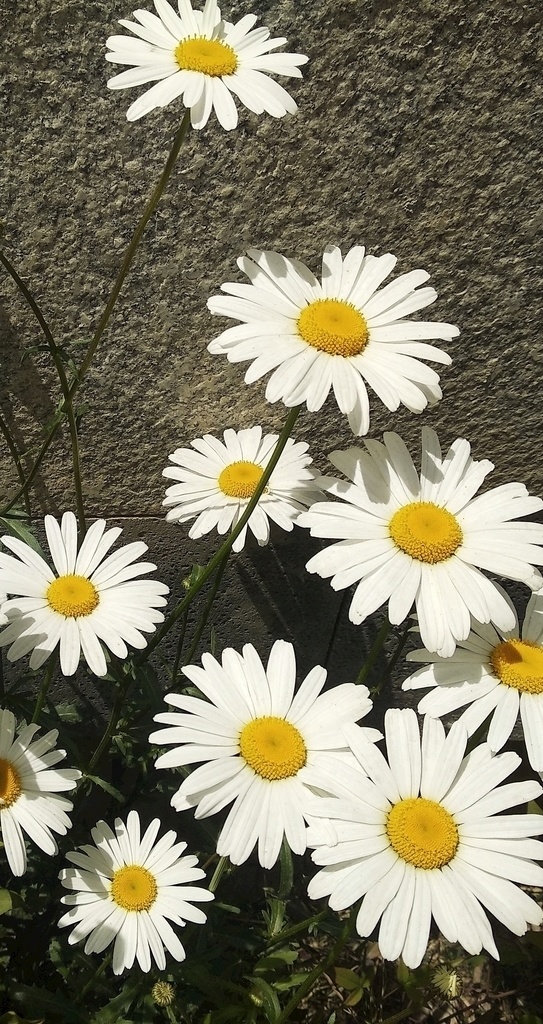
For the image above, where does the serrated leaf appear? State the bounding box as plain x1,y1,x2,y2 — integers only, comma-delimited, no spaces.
334,967,361,991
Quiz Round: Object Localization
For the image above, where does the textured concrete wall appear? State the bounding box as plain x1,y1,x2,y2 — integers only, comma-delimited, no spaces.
1,0,542,699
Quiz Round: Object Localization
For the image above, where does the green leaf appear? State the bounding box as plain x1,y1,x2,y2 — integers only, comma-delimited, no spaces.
249,979,280,1024
527,800,543,815
10,986,89,1023
0,890,23,915
0,1013,44,1024
0,519,45,558
519,1015,543,1024
344,987,364,1008
334,967,361,991
84,774,124,803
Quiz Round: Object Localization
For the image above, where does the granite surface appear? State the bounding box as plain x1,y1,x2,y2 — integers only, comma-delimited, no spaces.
1,0,542,709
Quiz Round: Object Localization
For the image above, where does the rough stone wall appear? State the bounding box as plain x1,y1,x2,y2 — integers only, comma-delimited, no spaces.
1,0,542,699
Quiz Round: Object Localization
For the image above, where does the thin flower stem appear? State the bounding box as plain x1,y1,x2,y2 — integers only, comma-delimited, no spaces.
385,619,411,679
171,608,189,687
268,839,294,936
0,251,86,529
31,652,58,723
355,615,391,686
265,910,327,948
0,409,32,519
208,855,229,893
86,673,130,774
182,553,230,668
1,110,191,515
139,406,302,662
323,590,349,668
275,904,358,1024
73,952,112,1005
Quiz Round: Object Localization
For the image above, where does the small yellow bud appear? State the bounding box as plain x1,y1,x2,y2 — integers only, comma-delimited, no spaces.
152,981,175,1007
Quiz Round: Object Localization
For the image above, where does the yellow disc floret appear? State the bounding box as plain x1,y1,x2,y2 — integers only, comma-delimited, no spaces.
47,574,99,618
110,864,158,912
297,299,369,357
175,36,238,76
389,502,463,563
490,638,543,694
239,716,307,780
0,758,22,808
386,797,459,869
218,461,266,500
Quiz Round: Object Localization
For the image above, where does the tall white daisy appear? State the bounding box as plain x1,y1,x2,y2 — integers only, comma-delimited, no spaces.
150,639,380,869
298,428,543,658
304,709,543,969
404,590,543,773
163,426,323,552
0,512,169,677
106,0,308,128
0,709,81,876
59,810,214,974
207,246,458,435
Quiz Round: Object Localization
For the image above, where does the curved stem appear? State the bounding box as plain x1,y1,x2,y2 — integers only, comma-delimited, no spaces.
356,614,391,686
275,904,358,1024
1,111,191,515
0,410,32,519
86,673,130,774
0,251,87,530
31,652,58,723
182,552,230,668
139,406,302,663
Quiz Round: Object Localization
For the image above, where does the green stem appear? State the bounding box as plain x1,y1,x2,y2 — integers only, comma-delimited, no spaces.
268,839,294,937
265,910,327,948
139,406,302,663
73,952,112,1005
323,590,349,668
0,250,87,530
385,620,411,679
1,111,191,516
171,608,189,687
208,855,229,893
86,674,130,774
355,614,391,686
0,410,32,519
31,652,58,723
182,553,229,668
275,904,358,1024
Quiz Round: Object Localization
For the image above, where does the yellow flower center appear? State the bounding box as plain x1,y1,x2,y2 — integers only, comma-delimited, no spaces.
218,461,266,500
389,502,463,563
46,574,99,617
110,865,158,912
297,299,369,357
239,716,307,780
0,758,22,808
386,797,459,869
174,36,238,76
490,638,543,694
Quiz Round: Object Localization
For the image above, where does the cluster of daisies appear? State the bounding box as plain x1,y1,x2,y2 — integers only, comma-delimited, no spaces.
1,0,543,981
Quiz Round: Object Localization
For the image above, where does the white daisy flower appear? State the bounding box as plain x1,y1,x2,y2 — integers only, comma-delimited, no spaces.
404,590,543,773
163,426,324,552
207,246,458,435
106,0,308,128
304,708,543,969
0,708,81,876
298,428,543,658
59,810,214,975
150,639,381,869
0,512,169,677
